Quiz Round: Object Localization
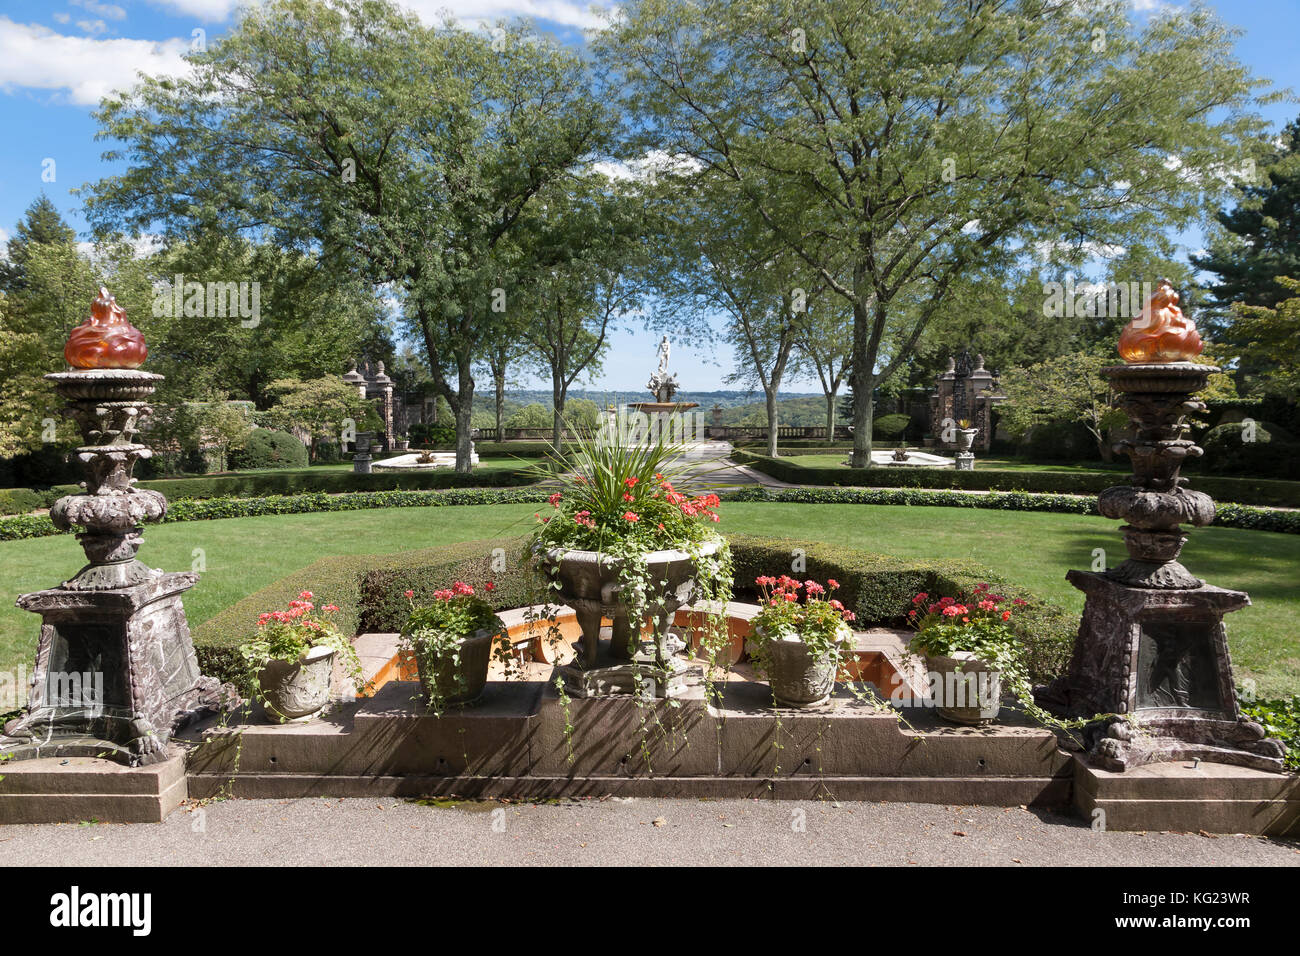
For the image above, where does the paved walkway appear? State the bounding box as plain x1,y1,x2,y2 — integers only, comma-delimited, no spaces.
0,798,1294,866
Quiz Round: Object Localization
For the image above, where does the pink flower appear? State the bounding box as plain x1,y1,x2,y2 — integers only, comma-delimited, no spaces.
913,592,928,604
978,599,996,611
624,477,639,487
485,582,495,592
828,579,840,590
299,591,313,600
623,511,640,522
404,590,414,599
942,605,962,617
548,492,562,507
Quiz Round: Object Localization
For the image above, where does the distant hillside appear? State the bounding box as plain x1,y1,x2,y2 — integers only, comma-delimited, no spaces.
464,389,837,428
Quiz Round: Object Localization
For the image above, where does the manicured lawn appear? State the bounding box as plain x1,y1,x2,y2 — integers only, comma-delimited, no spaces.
0,502,1295,696
778,453,1128,474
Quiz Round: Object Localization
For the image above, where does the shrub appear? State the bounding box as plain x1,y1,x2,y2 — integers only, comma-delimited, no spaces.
872,413,912,440
194,533,1077,689
1201,421,1299,481
0,488,45,516
1239,695,1300,770
730,449,1300,509
408,423,457,446
229,429,309,470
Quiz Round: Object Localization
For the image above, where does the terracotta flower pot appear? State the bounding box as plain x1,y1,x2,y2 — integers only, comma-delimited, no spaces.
925,651,1002,725
258,645,336,722
414,627,495,707
754,624,845,708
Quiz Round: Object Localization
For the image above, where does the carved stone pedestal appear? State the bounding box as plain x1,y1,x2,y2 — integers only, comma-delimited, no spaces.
954,452,975,471
1038,571,1282,772
3,573,235,766
555,628,695,699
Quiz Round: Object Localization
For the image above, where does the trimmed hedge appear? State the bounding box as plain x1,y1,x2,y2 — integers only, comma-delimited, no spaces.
732,450,1300,509
3,483,1298,542
192,533,1077,689
0,488,45,517
192,535,540,685
229,429,309,470
0,463,537,516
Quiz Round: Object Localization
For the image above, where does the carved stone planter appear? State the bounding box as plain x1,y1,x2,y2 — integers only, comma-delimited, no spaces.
926,652,1002,725
533,537,723,698
755,625,843,708
956,427,979,453
414,628,495,708
258,645,336,722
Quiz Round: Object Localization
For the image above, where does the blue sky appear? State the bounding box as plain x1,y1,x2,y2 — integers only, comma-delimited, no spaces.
1,0,1297,393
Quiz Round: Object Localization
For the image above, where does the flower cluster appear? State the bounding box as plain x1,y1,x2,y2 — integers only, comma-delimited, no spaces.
749,575,855,663
907,584,1026,661
240,591,363,693
535,465,724,552
402,582,506,660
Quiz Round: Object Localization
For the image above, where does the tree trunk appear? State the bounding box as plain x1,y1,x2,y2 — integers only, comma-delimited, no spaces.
765,388,779,458
825,391,836,442
454,360,474,474
552,376,567,456
849,295,873,468
494,363,506,443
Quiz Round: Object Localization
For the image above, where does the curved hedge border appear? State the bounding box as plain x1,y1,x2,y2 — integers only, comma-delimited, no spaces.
0,464,536,515
192,533,1075,691
731,449,1300,509
1,484,1296,542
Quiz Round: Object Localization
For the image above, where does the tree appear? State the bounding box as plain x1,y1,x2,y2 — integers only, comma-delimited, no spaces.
85,0,615,472
513,172,647,452
0,194,76,294
264,377,380,461
601,0,1273,466
0,292,54,458
793,293,853,441
998,352,1127,461
1223,276,1300,399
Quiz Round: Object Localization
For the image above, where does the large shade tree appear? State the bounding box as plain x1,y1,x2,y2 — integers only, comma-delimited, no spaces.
84,0,614,471
601,0,1275,466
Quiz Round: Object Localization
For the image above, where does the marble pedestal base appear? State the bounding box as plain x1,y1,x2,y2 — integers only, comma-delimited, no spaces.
1,572,238,767
1036,570,1285,773
954,452,975,471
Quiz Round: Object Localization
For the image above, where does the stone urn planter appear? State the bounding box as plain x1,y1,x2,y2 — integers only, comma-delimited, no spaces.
258,645,336,722
956,427,979,453
533,537,724,697
926,651,1001,725
413,627,495,708
753,625,844,708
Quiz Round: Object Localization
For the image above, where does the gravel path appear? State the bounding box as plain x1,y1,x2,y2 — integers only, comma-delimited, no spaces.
0,797,1295,866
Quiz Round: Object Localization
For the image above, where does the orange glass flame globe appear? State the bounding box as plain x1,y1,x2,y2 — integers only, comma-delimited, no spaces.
64,286,148,370
1117,279,1204,364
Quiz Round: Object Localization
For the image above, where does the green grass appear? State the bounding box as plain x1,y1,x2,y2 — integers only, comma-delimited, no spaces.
781,453,1130,474
0,502,1295,696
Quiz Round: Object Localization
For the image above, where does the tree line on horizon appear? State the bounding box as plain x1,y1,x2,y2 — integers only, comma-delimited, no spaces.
2,0,1297,474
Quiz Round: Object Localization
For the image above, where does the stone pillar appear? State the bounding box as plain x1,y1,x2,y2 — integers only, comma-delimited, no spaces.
1,290,236,766
1037,335,1285,771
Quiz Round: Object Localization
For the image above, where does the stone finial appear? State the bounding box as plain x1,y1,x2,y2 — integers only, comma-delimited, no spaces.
1118,278,1204,364
65,286,148,370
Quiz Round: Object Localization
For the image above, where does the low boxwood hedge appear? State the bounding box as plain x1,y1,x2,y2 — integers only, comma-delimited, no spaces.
732,450,1300,509
3,483,1297,542
0,488,45,517
192,533,1077,690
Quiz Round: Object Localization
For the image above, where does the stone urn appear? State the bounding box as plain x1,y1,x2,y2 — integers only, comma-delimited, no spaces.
926,651,1001,725
956,427,979,453
258,645,336,722
413,627,496,708
532,537,724,697
753,625,845,708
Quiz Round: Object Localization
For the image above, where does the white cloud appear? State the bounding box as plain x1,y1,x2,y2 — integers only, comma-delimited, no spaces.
145,0,244,18
1033,240,1127,262
400,0,612,31
146,0,612,30
72,0,127,20
77,19,109,36
0,228,10,260
594,149,702,182
0,18,191,106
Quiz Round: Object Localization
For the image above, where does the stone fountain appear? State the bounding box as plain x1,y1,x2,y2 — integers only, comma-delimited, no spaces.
0,288,237,766
1037,279,1286,771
